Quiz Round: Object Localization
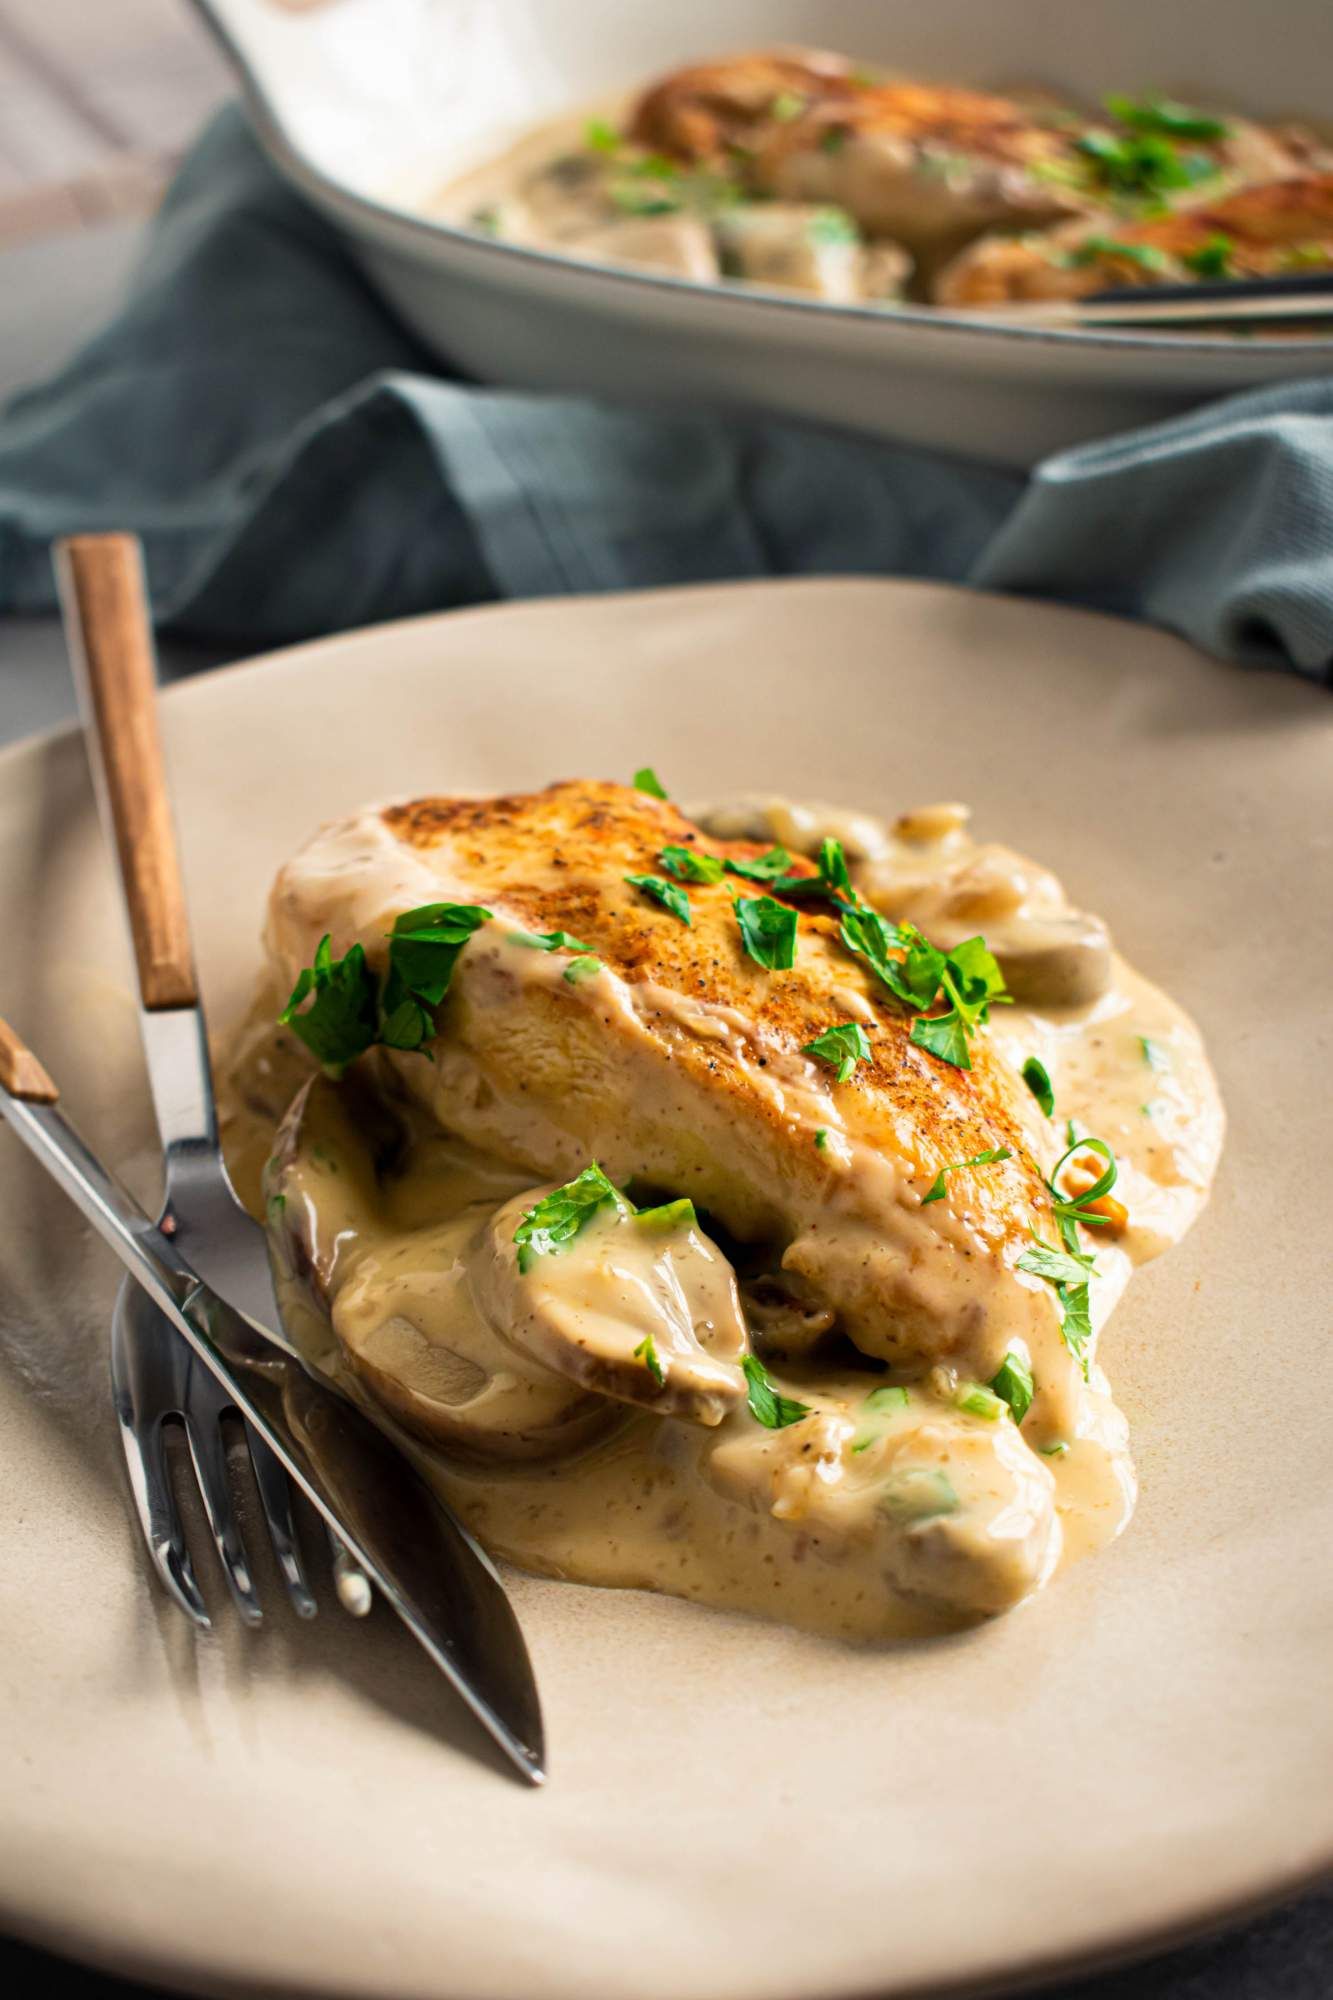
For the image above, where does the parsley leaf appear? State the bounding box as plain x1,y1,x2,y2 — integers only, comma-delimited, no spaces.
1017,1239,1097,1286
1074,131,1216,197
1068,234,1172,273
1182,232,1234,278
378,902,492,1050
633,1332,665,1385
1058,1283,1094,1375
659,844,724,885
508,928,594,953
1104,94,1230,141
734,895,798,970
838,901,912,992
634,1196,697,1234
1139,1034,1168,1071
564,955,602,983
921,1146,1013,1204
633,766,668,799
817,836,854,897
956,1383,1005,1421
386,903,491,1005
1022,1056,1055,1118
513,1163,621,1274
585,117,621,153
910,1008,972,1069
990,1350,1035,1425
1018,1236,1097,1379
814,1128,830,1152
725,844,796,883
741,1354,810,1429
280,935,380,1074
625,873,692,925
802,1021,872,1083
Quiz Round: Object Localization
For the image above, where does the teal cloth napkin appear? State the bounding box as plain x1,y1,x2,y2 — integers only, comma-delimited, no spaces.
1,105,1330,685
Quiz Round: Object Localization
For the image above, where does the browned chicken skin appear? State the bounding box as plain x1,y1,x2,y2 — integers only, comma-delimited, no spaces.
266,781,1063,1386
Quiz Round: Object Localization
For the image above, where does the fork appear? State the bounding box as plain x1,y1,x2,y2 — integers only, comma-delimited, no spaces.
55,533,371,1630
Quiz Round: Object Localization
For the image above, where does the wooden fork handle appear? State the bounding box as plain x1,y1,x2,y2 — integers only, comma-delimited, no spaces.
0,1016,58,1103
54,535,198,1011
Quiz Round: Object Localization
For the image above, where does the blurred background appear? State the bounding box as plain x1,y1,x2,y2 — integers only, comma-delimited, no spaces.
0,0,223,247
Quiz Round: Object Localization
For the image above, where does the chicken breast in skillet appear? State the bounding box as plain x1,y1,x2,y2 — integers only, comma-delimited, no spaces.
265,779,1073,1402
936,169,1333,305
627,50,1312,271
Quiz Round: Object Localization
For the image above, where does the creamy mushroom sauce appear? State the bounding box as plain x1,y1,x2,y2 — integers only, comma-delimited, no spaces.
218,799,1222,1642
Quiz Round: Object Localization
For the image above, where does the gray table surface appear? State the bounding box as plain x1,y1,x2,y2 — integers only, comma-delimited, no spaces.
1,221,1328,2000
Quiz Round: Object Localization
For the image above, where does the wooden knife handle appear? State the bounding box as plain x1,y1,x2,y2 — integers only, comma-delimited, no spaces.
54,535,198,1011
0,1016,58,1103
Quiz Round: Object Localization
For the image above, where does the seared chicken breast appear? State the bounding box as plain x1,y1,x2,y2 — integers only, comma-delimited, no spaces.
937,170,1333,305
628,49,1314,270
266,781,1067,1396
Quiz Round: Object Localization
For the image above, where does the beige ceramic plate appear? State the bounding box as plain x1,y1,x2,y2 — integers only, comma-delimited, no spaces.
1,580,1330,2000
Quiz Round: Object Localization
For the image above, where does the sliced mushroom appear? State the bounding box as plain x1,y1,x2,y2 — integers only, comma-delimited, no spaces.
566,212,720,280
714,202,866,300
475,1191,750,1425
264,1075,614,1460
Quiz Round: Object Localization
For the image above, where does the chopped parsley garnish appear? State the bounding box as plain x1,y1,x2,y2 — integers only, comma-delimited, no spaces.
881,1467,958,1523
633,1332,665,1385
820,125,849,155
725,837,843,899
513,1163,621,1274
625,872,692,925
1068,235,1171,273
865,1384,910,1413
508,928,604,984
1022,1056,1055,1118
633,765,668,799
1074,131,1217,198
378,903,493,1049
734,895,799,970
1183,232,1234,278
611,185,682,217
769,90,806,122
990,1350,1035,1426
659,844,724,885
584,117,621,154
280,935,379,1072
634,1196,697,1234
282,903,491,1071
907,934,1009,1073
1104,94,1230,142
921,1146,1013,1205
741,1354,811,1429
814,1128,830,1152
956,1383,1005,1421
724,844,797,884
509,928,594,953
802,1021,872,1083
851,1382,910,1453
1139,1034,1168,1071
816,836,853,897
1017,1239,1097,1286
1040,1440,1070,1457
1016,1134,1120,1378
808,207,859,246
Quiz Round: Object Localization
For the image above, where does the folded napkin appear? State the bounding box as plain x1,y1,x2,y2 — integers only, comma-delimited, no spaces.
1,105,1330,685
